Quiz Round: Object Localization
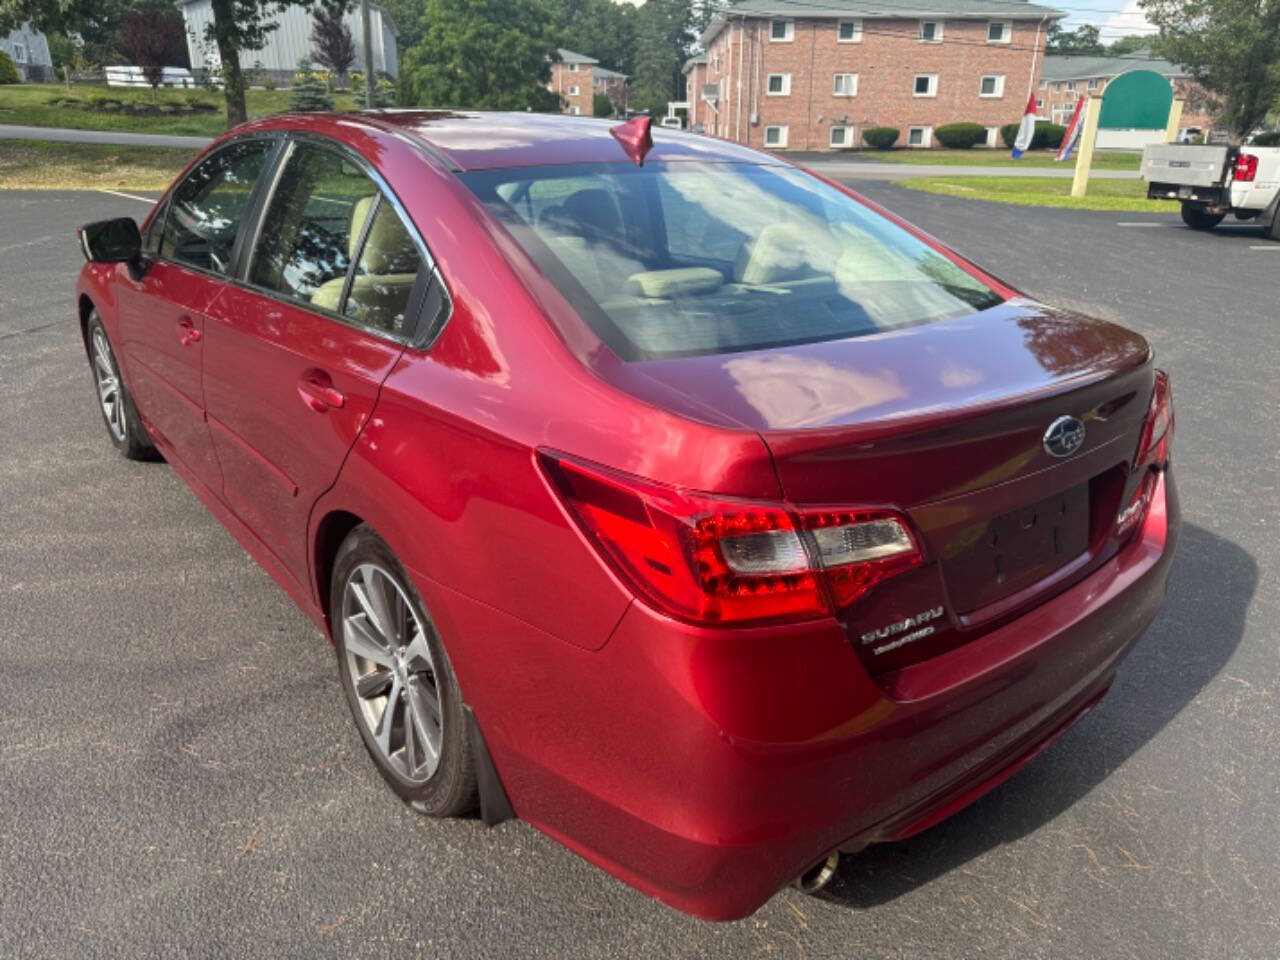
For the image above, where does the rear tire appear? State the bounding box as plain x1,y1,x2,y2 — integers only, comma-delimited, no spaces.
331,525,478,817
1180,203,1224,231
85,313,155,460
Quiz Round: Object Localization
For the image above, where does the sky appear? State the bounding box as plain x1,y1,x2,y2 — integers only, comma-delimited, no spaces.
1058,0,1158,38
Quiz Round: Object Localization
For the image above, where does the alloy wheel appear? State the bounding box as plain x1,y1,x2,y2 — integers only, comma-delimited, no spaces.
341,563,443,783
91,327,126,442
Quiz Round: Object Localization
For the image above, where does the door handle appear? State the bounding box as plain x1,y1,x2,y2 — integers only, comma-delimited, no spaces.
176,316,201,346
297,372,345,412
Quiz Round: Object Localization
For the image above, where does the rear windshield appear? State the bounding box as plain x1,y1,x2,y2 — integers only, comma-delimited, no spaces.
461,161,1004,361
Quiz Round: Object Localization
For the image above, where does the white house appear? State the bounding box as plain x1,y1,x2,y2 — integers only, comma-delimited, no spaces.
2,22,54,82
176,0,399,81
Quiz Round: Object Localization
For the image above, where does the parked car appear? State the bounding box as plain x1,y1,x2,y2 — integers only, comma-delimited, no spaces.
1142,141,1280,238
659,115,683,129
1174,126,1202,144
76,111,1179,921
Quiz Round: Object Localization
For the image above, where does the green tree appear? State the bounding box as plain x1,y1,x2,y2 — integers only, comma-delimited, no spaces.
399,0,560,111
630,0,693,117
289,56,334,110
593,91,613,117
1141,0,1280,138
542,0,636,74
1046,22,1105,55
1107,34,1155,56
0,48,18,83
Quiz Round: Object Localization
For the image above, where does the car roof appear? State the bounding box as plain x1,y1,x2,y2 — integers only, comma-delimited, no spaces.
336,110,781,171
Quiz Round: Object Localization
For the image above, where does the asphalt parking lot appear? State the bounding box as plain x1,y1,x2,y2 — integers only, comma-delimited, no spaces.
1,185,1277,959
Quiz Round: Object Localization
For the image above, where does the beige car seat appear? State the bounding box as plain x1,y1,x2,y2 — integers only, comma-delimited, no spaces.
312,196,420,333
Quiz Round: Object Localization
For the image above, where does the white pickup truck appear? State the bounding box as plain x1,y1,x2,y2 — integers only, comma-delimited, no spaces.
1141,143,1280,239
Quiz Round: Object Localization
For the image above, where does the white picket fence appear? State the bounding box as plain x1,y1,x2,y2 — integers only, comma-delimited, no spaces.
104,66,197,88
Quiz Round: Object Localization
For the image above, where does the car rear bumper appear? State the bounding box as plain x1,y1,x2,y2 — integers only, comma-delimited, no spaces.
428,470,1179,921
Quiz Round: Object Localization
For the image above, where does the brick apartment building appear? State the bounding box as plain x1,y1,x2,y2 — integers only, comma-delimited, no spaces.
1039,52,1218,134
549,48,629,117
690,0,1065,151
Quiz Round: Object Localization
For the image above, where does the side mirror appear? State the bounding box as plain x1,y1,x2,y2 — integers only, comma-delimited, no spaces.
78,217,142,265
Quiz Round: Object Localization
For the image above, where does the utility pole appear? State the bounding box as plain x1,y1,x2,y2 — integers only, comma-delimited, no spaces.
360,0,376,108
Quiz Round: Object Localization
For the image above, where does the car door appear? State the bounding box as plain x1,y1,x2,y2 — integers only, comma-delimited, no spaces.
115,138,278,490
201,136,429,586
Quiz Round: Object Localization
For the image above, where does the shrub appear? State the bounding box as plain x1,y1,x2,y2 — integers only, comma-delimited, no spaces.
289,59,334,112
1251,131,1280,146
0,50,19,85
934,122,986,149
861,126,899,149
593,92,614,118
1000,121,1066,151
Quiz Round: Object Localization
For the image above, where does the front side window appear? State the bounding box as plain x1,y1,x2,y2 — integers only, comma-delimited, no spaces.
838,19,862,42
830,126,850,147
766,73,790,95
919,20,943,42
461,162,1003,360
833,73,857,96
908,126,931,147
764,125,788,147
914,74,938,97
568,85,579,96
770,19,793,41
987,20,1010,42
161,138,274,275
12,42,26,63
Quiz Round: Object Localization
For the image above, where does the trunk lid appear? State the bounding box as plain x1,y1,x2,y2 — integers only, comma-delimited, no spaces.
626,300,1155,672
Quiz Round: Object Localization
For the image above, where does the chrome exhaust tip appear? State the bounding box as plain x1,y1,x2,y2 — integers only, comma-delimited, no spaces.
795,852,840,894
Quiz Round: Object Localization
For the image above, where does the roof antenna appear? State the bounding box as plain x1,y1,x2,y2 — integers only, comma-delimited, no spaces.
610,115,653,166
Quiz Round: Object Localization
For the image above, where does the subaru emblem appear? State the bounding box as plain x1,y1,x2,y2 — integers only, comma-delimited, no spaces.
1043,416,1085,458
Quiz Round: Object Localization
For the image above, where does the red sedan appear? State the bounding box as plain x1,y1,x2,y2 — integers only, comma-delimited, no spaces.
75,112,1178,920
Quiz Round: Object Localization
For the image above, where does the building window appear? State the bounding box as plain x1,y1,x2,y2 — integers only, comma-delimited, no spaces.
907,126,932,148
830,126,852,147
837,19,862,42
1066,81,1076,91
568,105,580,115
979,75,1005,98
568,85,579,96
766,73,791,96
764,125,788,147
1036,98,1044,109
985,126,1000,147
567,63,578,72
11,42,26,63
919,20,943,43
833,73,857,96
913,74,938,98
1039,79,1048,89
1087,78,1099,90
770,19,794,41
987,21,1011,43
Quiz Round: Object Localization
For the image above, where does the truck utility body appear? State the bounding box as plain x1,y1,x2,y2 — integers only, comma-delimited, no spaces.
1142,142,1280,238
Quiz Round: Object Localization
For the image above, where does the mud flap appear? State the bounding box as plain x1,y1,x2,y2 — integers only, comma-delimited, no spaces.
465,705,516,827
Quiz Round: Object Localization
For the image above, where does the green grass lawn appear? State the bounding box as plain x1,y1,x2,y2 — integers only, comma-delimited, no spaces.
0,139,198,189
853,148,1141,170
0,83,364,137
896,175,1170,212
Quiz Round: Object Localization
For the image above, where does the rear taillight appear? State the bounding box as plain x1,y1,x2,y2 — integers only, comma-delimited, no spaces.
1234,153,1259,182
541,453,921,626
1117,369,1173,535
1134,369,1173,470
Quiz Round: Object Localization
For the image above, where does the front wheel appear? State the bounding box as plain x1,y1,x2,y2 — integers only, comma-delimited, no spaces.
332,525,478,817
86,313,155,460
1180,203,1225,231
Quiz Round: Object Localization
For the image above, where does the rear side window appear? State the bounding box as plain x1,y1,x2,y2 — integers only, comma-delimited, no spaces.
343,199,423,336
249,142,378,308
462,162,1004,360
161,139,274,275
248,141,424,336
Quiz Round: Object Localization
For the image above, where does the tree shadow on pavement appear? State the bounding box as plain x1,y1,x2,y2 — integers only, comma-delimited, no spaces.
818,521,1256,909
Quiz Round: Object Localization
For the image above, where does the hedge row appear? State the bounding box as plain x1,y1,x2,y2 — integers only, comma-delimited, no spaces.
1000,121,1067,150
